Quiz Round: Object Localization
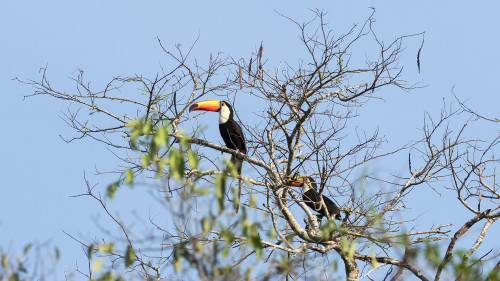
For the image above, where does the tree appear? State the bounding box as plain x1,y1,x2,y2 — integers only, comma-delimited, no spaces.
18,10,500,281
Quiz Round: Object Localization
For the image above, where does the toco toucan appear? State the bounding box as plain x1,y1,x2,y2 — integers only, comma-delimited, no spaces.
290,176,341,221
189,100,247,212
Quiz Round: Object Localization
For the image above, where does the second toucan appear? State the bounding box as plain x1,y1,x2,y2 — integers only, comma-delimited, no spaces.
290,177,341,221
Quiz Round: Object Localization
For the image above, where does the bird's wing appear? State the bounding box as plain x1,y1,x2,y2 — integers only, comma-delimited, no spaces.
227,120,246,153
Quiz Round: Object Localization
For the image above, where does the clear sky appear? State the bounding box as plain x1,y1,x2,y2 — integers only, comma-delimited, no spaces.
2,1,500,279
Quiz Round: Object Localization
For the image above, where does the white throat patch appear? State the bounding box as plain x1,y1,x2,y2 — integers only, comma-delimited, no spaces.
219,105,230,124
302,181,312,193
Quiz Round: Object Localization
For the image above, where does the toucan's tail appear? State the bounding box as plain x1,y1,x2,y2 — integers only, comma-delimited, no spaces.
230,154,243,175
231,154,243,213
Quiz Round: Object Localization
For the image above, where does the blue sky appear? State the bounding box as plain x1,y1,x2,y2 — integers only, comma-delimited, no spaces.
2,1,500,279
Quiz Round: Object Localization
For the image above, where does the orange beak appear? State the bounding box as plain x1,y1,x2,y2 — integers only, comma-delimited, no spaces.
189,100,221,112
289,177,305,187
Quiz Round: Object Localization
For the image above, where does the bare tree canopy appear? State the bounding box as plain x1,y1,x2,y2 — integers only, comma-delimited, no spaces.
13,10,500,281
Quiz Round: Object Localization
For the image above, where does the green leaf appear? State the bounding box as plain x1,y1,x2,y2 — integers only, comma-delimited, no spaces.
174,259,181,272
180,135,189,149
23,243,32,256
249,194,257,208
174,249,181,272
169,149,185,182
187,151,199,169
98,243,114,254
222,244,229,258
341,238,349,254
142,121,153,135
348,242,356,259
99,272,114,281
125,169,134,186
321,220,336,239
125,245,135,267
232,187,240,207
224,158,238,179
370,249,378,269
194,188,211,196
340,238,357,260
202,218,211,234
245,267,252,281
2,251,7,268
107,182,119,199
127,119,143,147
221,227,235,244
126,119,140,128
130,130,141,148
424,240,441,267
194,241,203,253
176,156,185,181
245,224,263,258
268,228,276,240
215,173,226,213
254,244,262,259
156,158,169,178
92,259,103,272
9,273,19,281
141,154,151,169
153,126,168,148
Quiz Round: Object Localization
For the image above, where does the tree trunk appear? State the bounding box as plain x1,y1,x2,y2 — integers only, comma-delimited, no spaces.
339,251,359,281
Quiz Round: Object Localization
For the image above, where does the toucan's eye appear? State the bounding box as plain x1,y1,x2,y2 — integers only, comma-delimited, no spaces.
221,102,225,106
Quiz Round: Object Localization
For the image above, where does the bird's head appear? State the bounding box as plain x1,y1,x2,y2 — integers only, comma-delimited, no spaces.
289,176,305,187
189,100,233,124
289,176,316,192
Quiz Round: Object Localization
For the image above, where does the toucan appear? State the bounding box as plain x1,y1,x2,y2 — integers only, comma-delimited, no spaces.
289,177,341,221
189,100,247,212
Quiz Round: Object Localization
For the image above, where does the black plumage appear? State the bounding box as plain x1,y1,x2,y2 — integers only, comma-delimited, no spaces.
292,177,341,220
218,102,246,154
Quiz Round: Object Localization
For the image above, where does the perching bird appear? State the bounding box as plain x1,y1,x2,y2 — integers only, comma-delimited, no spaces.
289,176,341,221
189,100,247,212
